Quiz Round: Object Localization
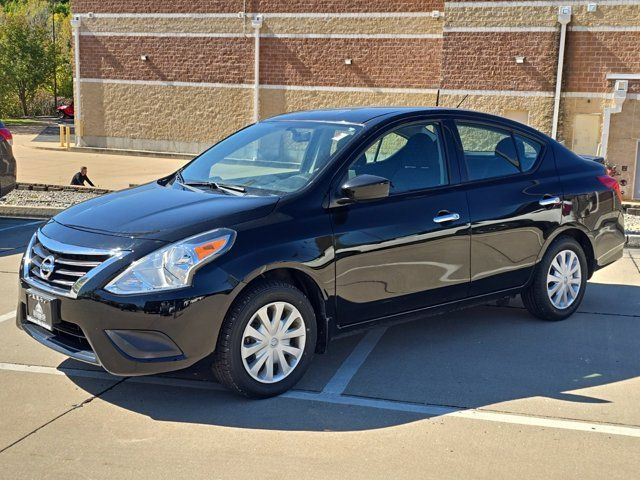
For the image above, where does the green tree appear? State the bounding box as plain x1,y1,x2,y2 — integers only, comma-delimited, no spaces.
0,0,56,116
52,5,73,100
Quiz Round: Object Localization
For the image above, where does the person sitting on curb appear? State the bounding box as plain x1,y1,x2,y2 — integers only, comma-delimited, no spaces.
70,166,95,187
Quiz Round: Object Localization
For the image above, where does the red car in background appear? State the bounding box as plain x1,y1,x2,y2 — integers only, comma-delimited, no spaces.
57,102,74,120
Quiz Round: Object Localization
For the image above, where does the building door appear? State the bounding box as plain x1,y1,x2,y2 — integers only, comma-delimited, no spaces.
572,114,601,155
504,110,529,125
635,140,640,200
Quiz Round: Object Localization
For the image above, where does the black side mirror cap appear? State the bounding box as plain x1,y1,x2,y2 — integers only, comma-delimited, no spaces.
337,174,390,205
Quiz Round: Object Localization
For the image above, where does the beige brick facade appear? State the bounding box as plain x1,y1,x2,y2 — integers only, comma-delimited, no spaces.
260,88,439,119
71,0,640,199
80,82,253,152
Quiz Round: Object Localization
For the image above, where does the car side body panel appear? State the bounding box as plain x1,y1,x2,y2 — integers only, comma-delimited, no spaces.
552,142,626,269
445,115,564,296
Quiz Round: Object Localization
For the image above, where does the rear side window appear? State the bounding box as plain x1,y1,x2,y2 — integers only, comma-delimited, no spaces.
513,133,542,172
456,122,542,181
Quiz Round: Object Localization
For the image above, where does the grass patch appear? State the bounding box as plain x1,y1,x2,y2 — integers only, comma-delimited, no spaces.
1,117,50,126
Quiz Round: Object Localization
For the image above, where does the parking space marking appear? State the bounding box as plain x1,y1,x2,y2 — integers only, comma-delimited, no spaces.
0,362,115,380
2,360,640,438
0,220,44,233
321,327,387,395
0,311,15,324
285,391,640,438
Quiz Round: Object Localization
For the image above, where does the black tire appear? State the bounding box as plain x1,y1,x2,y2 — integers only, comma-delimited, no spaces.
212,280,317,398
521,236,588,321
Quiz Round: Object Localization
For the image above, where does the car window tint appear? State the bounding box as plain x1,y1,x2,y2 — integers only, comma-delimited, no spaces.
513,134,542,172
363,132,408,164
456,123,520,181
348,122,448,194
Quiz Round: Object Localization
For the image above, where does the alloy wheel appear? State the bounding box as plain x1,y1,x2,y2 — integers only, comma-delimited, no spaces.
547,249,582,309
240,301,307,384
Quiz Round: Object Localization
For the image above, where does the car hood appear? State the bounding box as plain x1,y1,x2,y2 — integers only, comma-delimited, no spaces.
53,182,280,243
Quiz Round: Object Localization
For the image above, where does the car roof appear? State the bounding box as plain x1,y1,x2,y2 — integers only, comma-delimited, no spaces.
265,107,442,124
264,107,552,141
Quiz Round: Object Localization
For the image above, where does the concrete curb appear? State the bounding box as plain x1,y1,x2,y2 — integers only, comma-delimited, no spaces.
32,144,194,161
627,234,640,249
0,204,64,218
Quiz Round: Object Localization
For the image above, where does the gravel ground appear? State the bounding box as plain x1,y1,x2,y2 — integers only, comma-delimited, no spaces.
0,188,102,209
625,213,640,234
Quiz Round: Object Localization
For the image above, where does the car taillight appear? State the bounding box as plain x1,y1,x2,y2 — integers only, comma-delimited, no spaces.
0,128,12,146
597,175,623,203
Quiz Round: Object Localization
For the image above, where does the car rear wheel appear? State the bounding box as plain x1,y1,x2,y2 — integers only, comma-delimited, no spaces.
522,236,588,321
212,280,317,398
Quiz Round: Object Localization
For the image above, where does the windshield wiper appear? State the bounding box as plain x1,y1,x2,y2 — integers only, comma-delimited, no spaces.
177,177,247,196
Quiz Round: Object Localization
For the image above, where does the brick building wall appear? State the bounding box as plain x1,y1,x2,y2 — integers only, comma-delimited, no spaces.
71,0,640,199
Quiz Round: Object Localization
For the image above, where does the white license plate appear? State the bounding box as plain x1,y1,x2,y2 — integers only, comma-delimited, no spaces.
26,290,57,331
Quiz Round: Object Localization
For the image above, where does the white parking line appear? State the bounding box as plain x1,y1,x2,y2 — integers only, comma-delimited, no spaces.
1,361,639,438
0,220,43,233
0,362,115,380
321,327,387,395
0,311,15,324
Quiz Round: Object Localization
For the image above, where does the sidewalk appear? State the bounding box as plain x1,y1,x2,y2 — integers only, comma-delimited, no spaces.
11,123,190,191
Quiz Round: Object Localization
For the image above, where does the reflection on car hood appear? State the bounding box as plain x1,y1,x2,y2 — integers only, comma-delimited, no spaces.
53,182,280,242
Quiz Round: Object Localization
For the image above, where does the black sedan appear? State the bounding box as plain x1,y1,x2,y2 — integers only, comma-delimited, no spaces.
16,108,625,397
0,121,16,197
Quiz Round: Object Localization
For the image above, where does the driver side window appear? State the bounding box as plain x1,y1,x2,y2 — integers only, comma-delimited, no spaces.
364,132,408,164
348,122,448,194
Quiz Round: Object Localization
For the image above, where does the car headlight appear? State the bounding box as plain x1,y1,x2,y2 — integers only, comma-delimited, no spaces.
104,228,236,295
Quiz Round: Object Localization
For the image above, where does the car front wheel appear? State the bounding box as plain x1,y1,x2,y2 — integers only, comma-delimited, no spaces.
212,280,317,398
522,236,588,321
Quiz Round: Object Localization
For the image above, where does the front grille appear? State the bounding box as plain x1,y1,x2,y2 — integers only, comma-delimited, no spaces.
28,235,112,294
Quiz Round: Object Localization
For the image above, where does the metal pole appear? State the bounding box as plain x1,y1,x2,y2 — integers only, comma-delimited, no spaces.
551,7,572,140
70,16,82,146
251,15,263,123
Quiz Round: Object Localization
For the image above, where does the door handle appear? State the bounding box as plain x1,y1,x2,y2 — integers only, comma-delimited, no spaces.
433,212,460,224
539,196,561,207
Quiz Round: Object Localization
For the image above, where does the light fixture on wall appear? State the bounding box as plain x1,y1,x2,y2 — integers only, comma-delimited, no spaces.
344,59,353,65
140,55,148,61
515,56,526,64
587,3,598,13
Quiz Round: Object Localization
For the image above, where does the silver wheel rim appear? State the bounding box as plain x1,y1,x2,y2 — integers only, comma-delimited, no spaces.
547,249,582,310
241,301,307,384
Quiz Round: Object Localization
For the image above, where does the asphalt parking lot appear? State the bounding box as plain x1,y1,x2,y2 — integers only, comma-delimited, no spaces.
1,216,639,479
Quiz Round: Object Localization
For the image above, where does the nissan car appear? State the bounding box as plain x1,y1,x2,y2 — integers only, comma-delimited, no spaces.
16,108,625,397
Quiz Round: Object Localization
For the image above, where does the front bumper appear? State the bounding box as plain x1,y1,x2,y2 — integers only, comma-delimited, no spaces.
17,276,238,376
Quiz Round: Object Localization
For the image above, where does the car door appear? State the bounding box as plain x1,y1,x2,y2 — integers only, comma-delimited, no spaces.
331,119,471,327
451,119,563,296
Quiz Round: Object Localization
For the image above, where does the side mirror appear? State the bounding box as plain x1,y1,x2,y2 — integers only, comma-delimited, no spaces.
338,174,390,205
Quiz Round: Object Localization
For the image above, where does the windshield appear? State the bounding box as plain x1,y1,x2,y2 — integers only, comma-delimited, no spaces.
179,121,362,194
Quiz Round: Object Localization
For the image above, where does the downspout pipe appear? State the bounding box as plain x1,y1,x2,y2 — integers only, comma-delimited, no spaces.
251,14,263,123
551,6,572,140
600,79,628,159
70,15,82,146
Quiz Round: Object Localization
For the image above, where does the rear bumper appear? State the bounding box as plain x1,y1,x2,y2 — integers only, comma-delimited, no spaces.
16,277,238,376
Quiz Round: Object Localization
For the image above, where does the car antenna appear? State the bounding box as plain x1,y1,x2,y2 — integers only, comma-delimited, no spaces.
456,94,469,109
435,89,440,107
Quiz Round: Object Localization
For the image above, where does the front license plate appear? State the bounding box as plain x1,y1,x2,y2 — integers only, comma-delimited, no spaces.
26,290,58,331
